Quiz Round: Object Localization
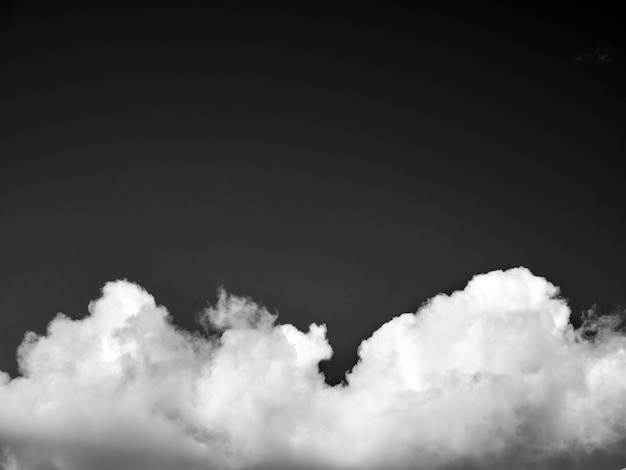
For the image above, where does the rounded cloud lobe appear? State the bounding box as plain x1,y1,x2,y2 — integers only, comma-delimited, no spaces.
1,268,626,469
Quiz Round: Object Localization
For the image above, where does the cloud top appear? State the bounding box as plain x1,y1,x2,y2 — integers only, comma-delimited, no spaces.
1,268,626,469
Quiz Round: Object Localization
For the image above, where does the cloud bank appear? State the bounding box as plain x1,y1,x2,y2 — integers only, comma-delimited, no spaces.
1,268,626,469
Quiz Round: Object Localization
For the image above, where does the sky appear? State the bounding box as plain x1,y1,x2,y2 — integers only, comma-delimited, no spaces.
0,3,625,469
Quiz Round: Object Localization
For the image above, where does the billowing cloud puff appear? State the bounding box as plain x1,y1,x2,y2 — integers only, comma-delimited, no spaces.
1,268,626,469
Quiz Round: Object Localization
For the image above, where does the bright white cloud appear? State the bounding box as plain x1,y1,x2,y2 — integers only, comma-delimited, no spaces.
1,268,626,469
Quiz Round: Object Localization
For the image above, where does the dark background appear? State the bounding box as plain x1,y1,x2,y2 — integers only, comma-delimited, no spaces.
0,3,624,385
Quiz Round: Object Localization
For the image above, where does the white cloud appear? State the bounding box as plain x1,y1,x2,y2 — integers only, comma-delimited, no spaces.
1,268,626,469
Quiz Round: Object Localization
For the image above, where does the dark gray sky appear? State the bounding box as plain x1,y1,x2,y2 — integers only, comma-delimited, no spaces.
0,2,624,386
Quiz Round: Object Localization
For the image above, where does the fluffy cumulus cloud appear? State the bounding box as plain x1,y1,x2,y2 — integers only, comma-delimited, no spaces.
1,267,626,469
